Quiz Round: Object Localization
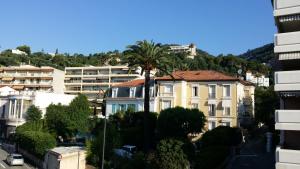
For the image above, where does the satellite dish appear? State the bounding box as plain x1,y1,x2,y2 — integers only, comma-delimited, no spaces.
237,69,242,75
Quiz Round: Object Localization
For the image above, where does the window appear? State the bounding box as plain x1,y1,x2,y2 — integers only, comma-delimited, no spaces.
224,107,230,116
164,85,173,93
2,105,5,118
127,104,136,112
192,103,198,109
208,104,216,116
208,85,216,99
208,121,216,130
192,86,199,97
119,104,126,112
112,104,117,113
223,85,231,98
112,88,118,98
130,88,135,98
162,100,171,109
221,122,231,127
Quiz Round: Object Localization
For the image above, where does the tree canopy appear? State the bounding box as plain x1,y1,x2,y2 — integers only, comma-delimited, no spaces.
157,107,206,140
25,105,42,122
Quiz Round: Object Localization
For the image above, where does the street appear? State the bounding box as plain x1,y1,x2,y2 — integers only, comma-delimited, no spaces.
0,148,35,169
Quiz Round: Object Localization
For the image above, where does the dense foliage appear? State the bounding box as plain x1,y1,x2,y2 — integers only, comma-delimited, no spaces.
201,126,242,147
194,146,230,169
110,111,158,149
0,44,271,80
25,105,42,122
157,107,206,139
153,139,189,169
45,104,71,138
44,94,91,139
16,131,56,158
87,120,122,167
255,86,279,129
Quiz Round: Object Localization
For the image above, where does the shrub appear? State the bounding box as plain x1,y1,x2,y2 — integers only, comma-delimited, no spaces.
153,139,189,169
195,146,230,169
16,131,56,158
157,107,206,139
201,126,242,147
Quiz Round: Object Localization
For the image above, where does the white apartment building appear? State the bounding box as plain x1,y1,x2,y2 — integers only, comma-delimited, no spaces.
0,86,76,138
0,65,65,93
64,66,141,102
169,43,197,59
11,49,28,55
246,71,269,87
273,1,300,168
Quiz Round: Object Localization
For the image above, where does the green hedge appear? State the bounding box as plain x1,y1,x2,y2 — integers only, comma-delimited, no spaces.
16,131,56,158
195,146,230,169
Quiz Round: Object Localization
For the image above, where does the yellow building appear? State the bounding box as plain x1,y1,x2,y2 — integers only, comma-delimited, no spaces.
156,71,255,130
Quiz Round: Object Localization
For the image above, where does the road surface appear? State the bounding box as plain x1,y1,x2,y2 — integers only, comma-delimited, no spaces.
0,148,35,169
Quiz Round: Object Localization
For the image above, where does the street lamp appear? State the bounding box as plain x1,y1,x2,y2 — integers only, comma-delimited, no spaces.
96,89,107,169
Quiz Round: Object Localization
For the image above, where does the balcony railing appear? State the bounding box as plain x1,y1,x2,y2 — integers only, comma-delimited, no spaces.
276,147,300,168
274,0,300,16
159,92,174,97
275,110,300,130
275,71,300,91
275,31,300,54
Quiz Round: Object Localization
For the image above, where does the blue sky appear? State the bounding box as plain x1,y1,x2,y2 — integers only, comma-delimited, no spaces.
0,0,276,56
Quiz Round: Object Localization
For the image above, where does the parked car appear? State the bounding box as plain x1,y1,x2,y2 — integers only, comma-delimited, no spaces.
6,154,24,166
114,145,137,158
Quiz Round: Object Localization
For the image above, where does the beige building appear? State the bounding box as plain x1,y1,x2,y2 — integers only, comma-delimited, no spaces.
105,71,255,130
273,0,300,168
156,71,255,129
0,65,65,93
64,66,141,101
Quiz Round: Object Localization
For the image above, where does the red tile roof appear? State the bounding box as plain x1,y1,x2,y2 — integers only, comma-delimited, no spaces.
113,79,145,87
156,70,239,81
113,71,255,87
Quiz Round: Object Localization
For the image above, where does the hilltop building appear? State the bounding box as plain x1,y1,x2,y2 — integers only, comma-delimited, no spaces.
0,65,65,93
169,44,197,59
105,70,255,130
245,71,269,87
273,0,300,168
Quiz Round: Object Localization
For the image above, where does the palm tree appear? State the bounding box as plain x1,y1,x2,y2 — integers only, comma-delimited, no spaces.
123,40,173,152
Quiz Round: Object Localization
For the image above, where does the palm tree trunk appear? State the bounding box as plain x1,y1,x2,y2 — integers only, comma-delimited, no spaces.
144,69,150,152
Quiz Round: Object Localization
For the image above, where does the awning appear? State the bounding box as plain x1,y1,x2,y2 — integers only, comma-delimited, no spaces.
2,77,14,81
222,99,232,107
208,99,217,105
279,14,300,23
12,86,24,90
279,52,300,60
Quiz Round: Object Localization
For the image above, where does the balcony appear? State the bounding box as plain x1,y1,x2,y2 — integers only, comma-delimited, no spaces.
159,92,174,97
276,147,300,169
275,32,300,55
275,110,300,130
274,0,300,17
275,71,300,91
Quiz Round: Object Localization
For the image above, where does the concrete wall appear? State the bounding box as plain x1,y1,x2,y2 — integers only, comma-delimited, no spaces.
52,69,65,94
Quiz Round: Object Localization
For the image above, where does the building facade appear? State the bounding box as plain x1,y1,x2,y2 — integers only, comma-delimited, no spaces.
64,66,141,101
0,86,75,138
105,79,156,116
105,71,255,130
273,0,300,168
0,65,65,93
246,71,269,87
169,44,197,59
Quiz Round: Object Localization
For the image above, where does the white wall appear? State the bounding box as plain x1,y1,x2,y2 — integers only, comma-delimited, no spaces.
33,92,76,116
52,69,65,94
